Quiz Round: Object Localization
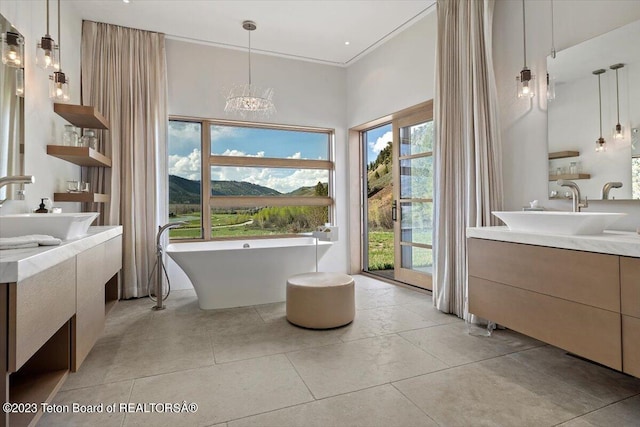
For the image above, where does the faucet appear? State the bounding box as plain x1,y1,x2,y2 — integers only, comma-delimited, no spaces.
601,182,622,200
0,175,35,207
557,179,588,212
152,221,187,311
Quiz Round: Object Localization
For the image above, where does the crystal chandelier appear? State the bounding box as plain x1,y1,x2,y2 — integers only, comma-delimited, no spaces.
225,21,275,116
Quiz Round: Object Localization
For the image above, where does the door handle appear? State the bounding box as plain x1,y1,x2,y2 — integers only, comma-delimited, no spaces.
391,200,397,222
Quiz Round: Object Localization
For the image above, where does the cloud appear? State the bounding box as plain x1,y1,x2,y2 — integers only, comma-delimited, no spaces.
288,152,302,159
370,131,392,154
217,149,265,157
169,148,201,180
211,166,328,194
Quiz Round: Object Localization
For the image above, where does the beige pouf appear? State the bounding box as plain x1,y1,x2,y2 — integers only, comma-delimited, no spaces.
286,272,355,329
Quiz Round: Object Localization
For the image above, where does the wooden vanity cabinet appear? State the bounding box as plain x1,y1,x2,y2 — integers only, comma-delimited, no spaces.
468,238,623,371
621,256,640,377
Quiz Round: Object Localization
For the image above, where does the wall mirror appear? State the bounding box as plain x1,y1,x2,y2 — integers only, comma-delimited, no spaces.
547,19,640,201
0,13,25,201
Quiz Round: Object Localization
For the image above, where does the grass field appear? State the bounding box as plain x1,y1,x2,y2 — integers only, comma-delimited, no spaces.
367,230,394,271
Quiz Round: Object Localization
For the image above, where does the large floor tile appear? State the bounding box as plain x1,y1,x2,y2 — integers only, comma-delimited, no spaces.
41,380,133,427
105,332,215,383
228,384,437,427
355,287,429,310
124,354,313,426
286,334,447,399
507,346,640,403
394,363,578,427
61,341,121,391
352,274,396,290
211,317,342,363
400,321,543,367
254,302,286,322
202,306,267,338
559,395,640,426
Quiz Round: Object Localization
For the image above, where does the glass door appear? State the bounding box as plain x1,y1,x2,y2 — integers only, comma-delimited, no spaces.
393,112,434,289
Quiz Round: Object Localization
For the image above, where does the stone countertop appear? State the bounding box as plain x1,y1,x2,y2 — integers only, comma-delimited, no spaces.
467,226,640,258
0,226,123,283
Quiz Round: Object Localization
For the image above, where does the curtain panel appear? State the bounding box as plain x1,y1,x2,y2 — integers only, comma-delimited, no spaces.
81,21,168,299
433,0,503,318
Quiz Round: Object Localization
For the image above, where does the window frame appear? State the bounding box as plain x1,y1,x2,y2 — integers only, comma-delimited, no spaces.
169,115,335,241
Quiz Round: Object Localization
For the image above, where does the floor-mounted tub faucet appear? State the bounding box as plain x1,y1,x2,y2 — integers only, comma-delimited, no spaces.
557,179,588,212
601,182,622,200
0,175,34,207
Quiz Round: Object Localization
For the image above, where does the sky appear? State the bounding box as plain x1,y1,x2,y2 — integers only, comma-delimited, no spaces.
168,121,330,193
365,123,392,163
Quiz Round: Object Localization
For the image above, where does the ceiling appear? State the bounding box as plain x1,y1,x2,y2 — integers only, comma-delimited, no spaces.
68,0,435,66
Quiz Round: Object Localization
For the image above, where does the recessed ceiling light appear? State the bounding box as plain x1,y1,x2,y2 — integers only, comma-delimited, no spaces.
344,41,350,45
123,0,130,3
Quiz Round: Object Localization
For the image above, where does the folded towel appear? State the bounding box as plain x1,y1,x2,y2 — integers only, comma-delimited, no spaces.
0,235,62,250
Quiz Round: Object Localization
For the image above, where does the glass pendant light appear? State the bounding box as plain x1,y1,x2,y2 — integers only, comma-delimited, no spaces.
593,69,606,152
36,0,59,71
15,68,24,97
516,0,535,98
1,31,24,68
610,63,624,140
49,0,69,102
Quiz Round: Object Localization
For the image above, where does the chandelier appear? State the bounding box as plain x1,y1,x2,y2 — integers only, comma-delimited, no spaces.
225,20,275,116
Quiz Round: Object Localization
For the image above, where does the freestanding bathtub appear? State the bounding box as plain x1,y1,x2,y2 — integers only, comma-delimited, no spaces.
166,237,332,309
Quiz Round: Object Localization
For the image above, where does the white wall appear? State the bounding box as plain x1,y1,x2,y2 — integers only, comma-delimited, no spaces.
165,39,348,289
493,0,640,230
0,0,83,215
347,11,437,128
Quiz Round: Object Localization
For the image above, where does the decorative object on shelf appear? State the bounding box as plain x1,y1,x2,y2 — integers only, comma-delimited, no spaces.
49,0,70,101
569,162,577,174
610,63,625,140
1,30,24,68
67,180,80,192
81,129,98,149
62,124,79,146
516,0,534,98
224,20,275,116
36,0,59,71
593,68,607,152
15,67,24,97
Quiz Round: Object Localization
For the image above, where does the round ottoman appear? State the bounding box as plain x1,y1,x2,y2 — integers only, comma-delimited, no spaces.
286,272,355,329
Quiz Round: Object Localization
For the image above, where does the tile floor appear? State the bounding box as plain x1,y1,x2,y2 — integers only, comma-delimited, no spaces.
41,275,640,426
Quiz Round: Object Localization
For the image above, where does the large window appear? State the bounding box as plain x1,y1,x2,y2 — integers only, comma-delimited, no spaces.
168,119,333,239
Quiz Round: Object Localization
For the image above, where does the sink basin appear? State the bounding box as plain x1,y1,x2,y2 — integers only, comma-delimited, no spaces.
492,211,626,235
0,212,99,240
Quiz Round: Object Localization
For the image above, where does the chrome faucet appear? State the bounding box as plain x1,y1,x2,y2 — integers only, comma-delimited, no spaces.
557,179,588,212
601,182,622,200
152,221,187,311
0,175,35,207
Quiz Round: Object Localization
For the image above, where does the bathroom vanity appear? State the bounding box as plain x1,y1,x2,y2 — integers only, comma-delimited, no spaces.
0,226,122,426
467,227,640,377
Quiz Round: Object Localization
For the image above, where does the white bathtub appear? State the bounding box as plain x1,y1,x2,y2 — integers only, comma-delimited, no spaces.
166,237,332,309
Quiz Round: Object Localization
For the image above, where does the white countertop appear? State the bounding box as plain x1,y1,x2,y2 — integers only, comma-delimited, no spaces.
467,226,640,258
0,226,123,283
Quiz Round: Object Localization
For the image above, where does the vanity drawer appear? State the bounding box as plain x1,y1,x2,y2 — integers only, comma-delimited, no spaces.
469,276,622,370
468,238,620,312
622,315,640,377
621,257,640,318
104,235,123,280
11,257,76,371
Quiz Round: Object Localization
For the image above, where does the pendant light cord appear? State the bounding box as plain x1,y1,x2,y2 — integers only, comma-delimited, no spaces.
248,29,252,86
46,0,50,35
550,0,556,58
57,0,62,69
522,0,527,67
598,74,603,138
615,68,620,123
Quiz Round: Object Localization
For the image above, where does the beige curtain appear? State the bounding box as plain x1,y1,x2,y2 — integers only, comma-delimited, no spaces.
81,21,168,299
433,0,503,319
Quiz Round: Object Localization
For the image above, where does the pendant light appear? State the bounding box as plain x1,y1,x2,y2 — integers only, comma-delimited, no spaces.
49,0,69,101
516,0,535,98
15,68,24,97
36,0,59,71
1,30,24,68
593,69,606,152
224,20,275,116
546,0,556,101
610,63,624,140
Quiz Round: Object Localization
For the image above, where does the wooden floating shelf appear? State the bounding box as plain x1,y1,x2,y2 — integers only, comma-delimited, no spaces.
54,192,110,203
47,145,112,167
548,173,591,181
548,150,580,160
54,103,109,129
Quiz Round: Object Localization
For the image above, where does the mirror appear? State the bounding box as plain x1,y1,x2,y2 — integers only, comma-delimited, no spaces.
0,13,25,201
547,19,640,200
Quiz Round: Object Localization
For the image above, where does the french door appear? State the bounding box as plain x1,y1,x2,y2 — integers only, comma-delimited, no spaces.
392,109,434,289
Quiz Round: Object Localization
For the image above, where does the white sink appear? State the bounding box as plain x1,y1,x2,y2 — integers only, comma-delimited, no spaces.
492,211,626,235
0,212,99,240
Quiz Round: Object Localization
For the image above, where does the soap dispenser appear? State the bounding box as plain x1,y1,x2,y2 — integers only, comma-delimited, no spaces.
35,198,48,213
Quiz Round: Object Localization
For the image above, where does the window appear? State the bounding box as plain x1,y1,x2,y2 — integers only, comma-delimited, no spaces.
168,119,333,239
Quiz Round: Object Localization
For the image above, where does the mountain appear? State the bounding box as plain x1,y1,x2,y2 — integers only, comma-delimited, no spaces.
169,175,282,204
287,182,328,197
